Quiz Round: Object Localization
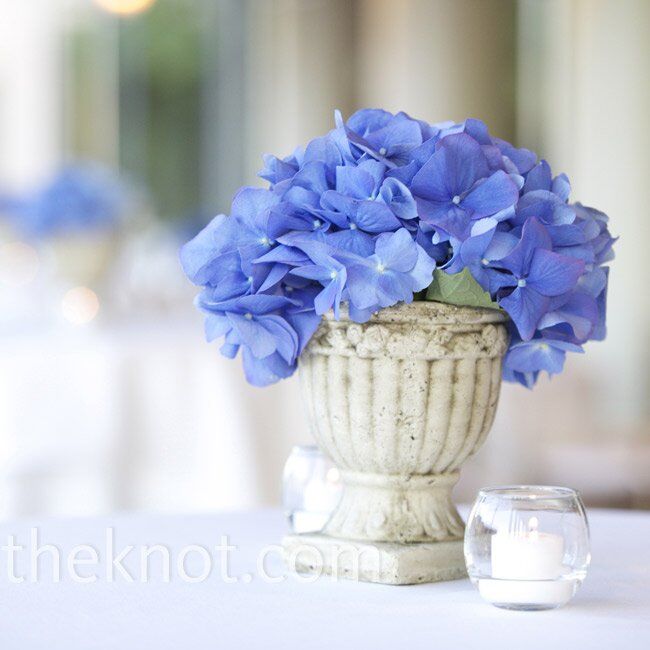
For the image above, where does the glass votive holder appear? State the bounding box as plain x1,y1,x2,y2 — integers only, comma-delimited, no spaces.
282,445,342,534
464,486,590,611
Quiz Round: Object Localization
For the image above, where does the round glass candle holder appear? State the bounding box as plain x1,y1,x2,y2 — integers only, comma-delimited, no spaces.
282,445,343,534
464,486,590,611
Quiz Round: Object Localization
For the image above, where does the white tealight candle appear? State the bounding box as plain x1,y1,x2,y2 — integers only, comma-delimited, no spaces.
478,517,576,608
491,517,564,580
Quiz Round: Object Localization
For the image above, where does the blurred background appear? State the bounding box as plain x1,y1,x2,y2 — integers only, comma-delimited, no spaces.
0,0,648,519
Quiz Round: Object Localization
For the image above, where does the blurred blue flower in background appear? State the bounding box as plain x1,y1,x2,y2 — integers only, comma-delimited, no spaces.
1,164,127,239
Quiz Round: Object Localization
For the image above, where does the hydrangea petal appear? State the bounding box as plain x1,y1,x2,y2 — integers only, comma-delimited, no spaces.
314,277,345,318
335,165,378,199
409,247,437,290
258,315,299,363
527,249,585,296
179,215,236,285
538,291,599,342
377,272,413,307
227,313,278,358
346,264,380,310
242,349,295,386
461,170,519,217
285,309,322,353
499,287,550,341
326,229,375,256
379,177,418,220
497,217,551,275
506,340,567,375
204,314,231,342
411,148,454,202
523,161,552,194
353,201,402,232
436,133,489,196
374,228,418,272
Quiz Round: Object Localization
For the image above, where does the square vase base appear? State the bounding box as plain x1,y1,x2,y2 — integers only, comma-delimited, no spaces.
282,533,467,585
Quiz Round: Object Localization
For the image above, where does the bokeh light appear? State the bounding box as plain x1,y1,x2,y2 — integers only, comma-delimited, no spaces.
61,287,100,325
0,241,40,287
93,0,157,16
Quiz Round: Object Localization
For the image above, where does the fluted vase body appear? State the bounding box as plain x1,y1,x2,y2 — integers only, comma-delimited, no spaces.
299,301,509,545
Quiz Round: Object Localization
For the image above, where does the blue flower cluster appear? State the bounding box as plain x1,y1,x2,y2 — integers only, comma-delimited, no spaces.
181,109,615,387
1,164,125,239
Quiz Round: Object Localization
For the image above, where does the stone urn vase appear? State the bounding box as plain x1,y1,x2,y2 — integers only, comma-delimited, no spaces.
283,301,509,584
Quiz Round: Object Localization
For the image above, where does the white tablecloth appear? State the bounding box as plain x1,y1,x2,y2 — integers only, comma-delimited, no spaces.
0,508,648,649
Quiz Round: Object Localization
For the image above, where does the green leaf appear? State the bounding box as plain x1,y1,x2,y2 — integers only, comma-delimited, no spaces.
425,268,501,310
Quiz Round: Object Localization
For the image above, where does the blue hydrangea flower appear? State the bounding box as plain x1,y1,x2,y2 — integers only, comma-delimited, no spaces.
289,244,347,319
493,217,585,340
180,109,615,387
320,161,402,232
504,335,583,378
410,133,519,239
180,214,240,286
342,228,435,313
523,160,571,200
258,150,301,186
451,218,518,292
343,110,424,166
198,294,300,386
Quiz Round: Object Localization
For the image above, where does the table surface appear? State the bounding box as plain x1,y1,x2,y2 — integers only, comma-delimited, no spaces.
0,508,648,649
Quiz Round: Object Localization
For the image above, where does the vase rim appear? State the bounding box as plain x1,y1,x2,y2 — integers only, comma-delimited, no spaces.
478,485,581,501
324,300,508,325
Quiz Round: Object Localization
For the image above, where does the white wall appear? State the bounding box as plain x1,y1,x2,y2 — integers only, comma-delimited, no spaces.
0,0,64,188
